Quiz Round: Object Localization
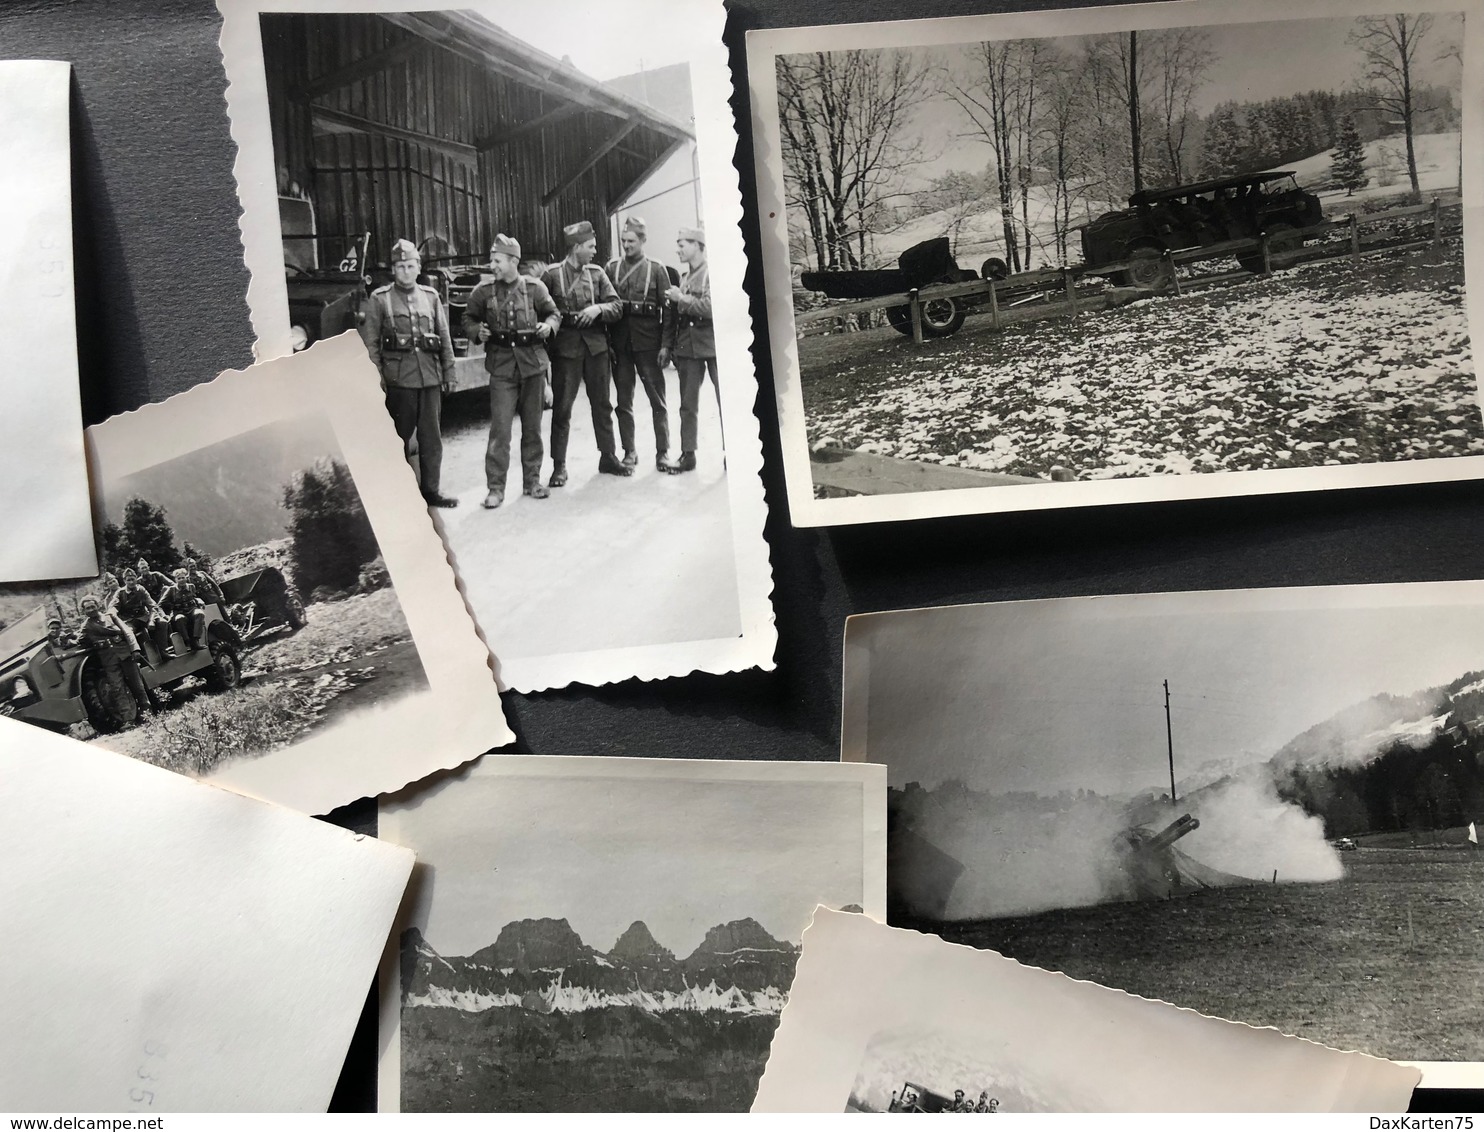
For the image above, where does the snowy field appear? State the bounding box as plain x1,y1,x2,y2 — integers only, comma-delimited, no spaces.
799,236,1481,484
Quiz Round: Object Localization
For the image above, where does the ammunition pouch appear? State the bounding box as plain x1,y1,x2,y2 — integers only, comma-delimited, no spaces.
678,315,713,329
381,330,413,354
488,329,544,348
623,300,662,319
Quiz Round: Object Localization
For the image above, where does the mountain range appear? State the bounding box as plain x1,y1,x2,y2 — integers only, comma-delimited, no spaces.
401,916,804,1018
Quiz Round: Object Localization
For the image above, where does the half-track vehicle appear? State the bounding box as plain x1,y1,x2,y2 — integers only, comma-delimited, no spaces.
0,598,245,736
1080,170,1324,288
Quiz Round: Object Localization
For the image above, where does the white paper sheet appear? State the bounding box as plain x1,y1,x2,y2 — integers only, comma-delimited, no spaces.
754,908,1421,1112
0,61,98,581
0,718,414,1112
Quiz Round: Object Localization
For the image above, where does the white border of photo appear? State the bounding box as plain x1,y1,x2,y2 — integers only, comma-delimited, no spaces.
747,0,1484,527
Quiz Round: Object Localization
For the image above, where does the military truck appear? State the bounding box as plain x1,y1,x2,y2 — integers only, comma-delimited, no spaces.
0,596,245,736
281,195,371,352
1080,170,1325,289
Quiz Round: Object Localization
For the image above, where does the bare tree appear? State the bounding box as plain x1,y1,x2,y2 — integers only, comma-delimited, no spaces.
1145,28,1215,184
918,168,994,257
1127,30,1143,193
1348,14,1434,196
1036,50,1090,263
776,49,931,271
944,39,1048,272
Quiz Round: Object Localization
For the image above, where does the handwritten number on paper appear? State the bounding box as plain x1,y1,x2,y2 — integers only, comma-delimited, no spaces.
128,1087,154,1106
129,1041,167,1108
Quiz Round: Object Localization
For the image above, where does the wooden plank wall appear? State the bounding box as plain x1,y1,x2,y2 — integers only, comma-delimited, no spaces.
260,12,672,269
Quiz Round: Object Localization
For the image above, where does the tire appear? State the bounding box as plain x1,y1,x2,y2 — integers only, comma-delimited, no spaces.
919,297,966,338
202,637,243,692
885,306,913,336
283,588,307,630
980,257,1009,281
80,664,134,734
1122,245,1173,291
1238,223,1303,273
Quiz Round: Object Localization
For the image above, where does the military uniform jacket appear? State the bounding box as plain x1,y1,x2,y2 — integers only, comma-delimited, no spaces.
605,256,675,354
186,570,224,604
541,259,621,359
113,583,160,621
135,571,173,602
365,283,456,389
463,276,560,380
159,583,203,617
78,614,132,656
665,260,714,359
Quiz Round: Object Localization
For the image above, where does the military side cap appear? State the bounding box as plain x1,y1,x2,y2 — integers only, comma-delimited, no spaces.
678,225,705,245
563,220,596,246
622,215,647,237
390,238,421,263
490,233,521,259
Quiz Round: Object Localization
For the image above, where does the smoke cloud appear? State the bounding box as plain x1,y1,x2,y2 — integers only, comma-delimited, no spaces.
901,773,1341,921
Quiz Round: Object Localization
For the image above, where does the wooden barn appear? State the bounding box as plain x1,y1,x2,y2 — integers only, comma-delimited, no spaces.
259,10,694,266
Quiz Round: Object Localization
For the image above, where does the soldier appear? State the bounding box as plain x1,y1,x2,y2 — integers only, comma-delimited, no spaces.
159,569,206,652
114,568,170,659
76,594,154,724
463,234,561,510
606,216,674,472
184,557,224,605
365,238,459,508
99,571,121,611
45,617,77,656
541,219,627,486
134,558,173,602
660,225,717,475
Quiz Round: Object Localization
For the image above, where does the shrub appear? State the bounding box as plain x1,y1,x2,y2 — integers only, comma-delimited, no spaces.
282,458,380,596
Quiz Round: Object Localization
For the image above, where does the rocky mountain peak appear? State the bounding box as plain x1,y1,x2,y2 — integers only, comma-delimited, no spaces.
687,917,791,959
472,917,595,971
609,920,675,963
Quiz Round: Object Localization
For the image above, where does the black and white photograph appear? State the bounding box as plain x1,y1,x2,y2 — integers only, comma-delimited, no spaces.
220,0,775,692
751,908,1422,1112
0,334,511,815
748,0,1484,526
377,756,886,1112
841,582,1484,1080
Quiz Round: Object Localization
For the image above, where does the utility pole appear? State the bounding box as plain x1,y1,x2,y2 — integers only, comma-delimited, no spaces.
1164,677,1177,804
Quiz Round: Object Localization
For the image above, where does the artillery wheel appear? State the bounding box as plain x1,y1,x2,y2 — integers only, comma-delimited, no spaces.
1122,245,1173,291
919,297,966,338
884,305,914,336
202,636,243,693
80,664,136,734
980,257,1009,281
283,588,308,630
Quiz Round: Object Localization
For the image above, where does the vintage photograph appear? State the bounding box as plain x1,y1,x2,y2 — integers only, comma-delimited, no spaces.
0,412,426,770
751,909,1422,1112
841,583,1484,1077
0,336,512,815
749,0,1484,525
220,0,775,691
377,756,886,1112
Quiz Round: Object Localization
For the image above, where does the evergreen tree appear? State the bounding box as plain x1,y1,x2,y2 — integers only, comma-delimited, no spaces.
1330,114,1370,196
282,458,379,596
117,497,183,573
100,522,126,576
1199,105,1246,177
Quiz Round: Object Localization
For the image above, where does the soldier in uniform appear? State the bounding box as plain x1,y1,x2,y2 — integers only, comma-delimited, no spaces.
159,568,207,652
45,617,77,656
463,234,561,509
541,219,627,486
365,238,459,508
184,557,224,605
115,567,170,659
76,594,154,725
606,216,674,472
134,558,173,602
660,225,717,475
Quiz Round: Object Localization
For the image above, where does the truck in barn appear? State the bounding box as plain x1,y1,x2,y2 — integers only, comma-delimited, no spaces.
281,194,371,353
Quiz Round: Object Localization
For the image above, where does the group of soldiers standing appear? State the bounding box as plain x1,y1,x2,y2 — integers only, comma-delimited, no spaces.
364,215,718,511
43,557,225,727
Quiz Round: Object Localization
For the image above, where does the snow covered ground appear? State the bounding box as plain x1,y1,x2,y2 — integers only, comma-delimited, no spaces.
437,369,740,667
1282,129,1461,205
800,238,1481,483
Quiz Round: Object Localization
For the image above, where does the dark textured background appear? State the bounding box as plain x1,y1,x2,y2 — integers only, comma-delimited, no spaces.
2,0,1479,1112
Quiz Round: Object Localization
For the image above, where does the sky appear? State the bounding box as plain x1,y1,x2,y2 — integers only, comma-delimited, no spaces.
467,0,699,80
885,13,1464,191
852,585,1484,798
391,762,868,958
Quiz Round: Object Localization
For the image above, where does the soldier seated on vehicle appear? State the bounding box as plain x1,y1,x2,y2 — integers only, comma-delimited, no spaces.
77,594,154,725
44,617,77,656
113,568,170,660
974,1091,998,1113
134,558,174,602
184,557,224,605
160,569,207,653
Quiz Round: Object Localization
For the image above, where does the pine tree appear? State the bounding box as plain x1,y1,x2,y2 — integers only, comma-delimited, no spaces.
282,458,379,596
1199,106,1246,177
1330,114,1369,196
118,497,183,574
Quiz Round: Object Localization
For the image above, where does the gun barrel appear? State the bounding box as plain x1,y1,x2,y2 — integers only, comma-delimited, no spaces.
1146,813,1200,853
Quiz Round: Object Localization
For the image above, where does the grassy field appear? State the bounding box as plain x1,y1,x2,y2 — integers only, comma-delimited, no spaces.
400,1004,778,1112
908,848,1484,1062
799,232,1479,484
